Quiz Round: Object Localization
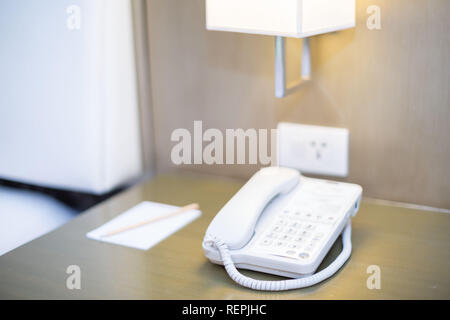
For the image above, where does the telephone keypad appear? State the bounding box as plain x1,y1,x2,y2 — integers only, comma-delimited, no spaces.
257,217,332,260
253,179,350,261
256,213,340,259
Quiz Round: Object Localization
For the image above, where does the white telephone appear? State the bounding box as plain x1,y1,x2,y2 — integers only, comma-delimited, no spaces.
203,167,362,291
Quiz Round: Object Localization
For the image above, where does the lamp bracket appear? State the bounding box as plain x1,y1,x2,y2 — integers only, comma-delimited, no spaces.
274,36,311,98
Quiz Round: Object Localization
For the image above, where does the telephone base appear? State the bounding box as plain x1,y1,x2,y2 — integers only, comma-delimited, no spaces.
208,258,313,279
203,168,362,283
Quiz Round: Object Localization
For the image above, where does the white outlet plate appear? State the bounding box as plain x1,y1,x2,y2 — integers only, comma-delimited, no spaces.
277,122,349,177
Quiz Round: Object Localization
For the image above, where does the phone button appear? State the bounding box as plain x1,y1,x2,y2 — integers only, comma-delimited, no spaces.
299,230,311,237
290,222,301,228
275,241,286,247
286,228,297,234
294,236,304,243
266,232,277,239
272,226,283,232
298,252,309,259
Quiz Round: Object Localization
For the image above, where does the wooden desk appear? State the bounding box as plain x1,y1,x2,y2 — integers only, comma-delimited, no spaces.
0,173,449,299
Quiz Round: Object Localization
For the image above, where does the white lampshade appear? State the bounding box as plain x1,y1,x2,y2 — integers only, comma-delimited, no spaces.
206,0,355,38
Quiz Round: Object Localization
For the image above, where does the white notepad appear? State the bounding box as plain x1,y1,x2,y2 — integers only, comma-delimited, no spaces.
86,201,201,250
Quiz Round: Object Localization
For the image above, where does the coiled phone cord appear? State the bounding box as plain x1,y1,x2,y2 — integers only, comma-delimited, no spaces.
211,221,352,291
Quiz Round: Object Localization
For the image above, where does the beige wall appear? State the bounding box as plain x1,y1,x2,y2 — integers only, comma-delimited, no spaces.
145,0,450,209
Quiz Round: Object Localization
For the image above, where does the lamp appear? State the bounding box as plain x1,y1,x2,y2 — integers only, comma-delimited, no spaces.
206,0,355,98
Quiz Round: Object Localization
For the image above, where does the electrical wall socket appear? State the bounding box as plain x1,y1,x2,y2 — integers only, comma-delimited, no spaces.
277,122,349,177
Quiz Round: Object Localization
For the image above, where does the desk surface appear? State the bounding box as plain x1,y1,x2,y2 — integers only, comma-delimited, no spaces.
1,173,449,299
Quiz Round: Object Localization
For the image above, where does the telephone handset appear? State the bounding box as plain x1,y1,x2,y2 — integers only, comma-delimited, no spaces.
206,167,300,250
203,167,362,291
